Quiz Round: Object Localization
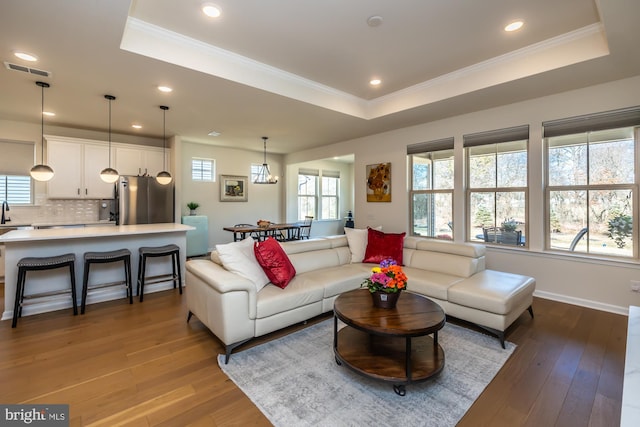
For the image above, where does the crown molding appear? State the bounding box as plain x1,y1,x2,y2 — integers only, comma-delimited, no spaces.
121,18,608,121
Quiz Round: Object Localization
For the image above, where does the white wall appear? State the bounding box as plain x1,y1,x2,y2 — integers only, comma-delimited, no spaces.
286,75,640,314
180,140,284,249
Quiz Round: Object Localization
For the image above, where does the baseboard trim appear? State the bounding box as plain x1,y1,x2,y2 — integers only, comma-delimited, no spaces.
534,290,629,316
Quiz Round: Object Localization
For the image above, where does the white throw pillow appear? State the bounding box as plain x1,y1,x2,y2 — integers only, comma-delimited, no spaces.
344,226,382,263
216,237,270,291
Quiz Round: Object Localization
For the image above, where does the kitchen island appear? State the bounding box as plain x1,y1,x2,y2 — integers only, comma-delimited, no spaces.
0,223,194,321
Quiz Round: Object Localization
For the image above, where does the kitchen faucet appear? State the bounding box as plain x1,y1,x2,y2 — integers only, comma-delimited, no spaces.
1,201,10,224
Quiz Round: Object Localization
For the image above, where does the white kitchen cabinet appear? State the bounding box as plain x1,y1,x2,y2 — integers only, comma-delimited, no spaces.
115,145,168,177
46,137,115,199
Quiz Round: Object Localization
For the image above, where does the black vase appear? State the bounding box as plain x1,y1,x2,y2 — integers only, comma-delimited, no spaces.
371,291,400,309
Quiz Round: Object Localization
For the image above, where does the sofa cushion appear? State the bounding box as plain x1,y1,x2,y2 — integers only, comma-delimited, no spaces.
363,228,405,265
402,266,465,300
254,237,297,289
404,248,481,278
286,248,343,274
216,237,269,292
304,264,371,299
256,276,325,318
447,270,536,315
345,227,380,263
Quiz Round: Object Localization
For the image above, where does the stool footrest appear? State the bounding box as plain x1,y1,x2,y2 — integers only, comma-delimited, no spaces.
139,274,179,286
86,280,129,291
23,288,72,299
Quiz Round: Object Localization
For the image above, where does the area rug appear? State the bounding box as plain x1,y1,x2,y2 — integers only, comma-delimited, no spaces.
218,320,515,427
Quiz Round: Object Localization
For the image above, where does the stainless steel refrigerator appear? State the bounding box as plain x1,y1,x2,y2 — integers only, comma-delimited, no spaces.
116,176,174,225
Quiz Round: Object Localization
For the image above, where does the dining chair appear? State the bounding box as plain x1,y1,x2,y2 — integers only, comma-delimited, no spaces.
483,227,522,246
234,224,261,241
298,216,313,239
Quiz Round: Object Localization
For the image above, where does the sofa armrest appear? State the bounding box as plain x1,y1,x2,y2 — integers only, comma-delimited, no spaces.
186,259,259,346
186,259,258,318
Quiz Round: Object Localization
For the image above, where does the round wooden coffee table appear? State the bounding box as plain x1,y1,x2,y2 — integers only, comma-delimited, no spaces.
333,288,445,395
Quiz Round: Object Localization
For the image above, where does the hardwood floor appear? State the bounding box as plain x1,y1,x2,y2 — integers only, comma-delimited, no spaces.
0,284,627,426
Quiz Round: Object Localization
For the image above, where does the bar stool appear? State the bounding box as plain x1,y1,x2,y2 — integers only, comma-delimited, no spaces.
12,253,77,328
137,244,182,302
81,249,132,314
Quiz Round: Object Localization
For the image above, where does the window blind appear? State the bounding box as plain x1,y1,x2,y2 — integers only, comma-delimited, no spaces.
463,125,529,147
407,137,454,154
543,106,640,138
0,140,35,175
299,168,319,176
322,170,340,178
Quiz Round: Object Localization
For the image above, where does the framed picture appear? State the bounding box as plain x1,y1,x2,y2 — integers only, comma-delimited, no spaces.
220,175,248,202
366,162,391,202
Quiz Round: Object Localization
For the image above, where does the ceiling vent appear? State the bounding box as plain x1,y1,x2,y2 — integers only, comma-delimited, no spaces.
4,61,52,77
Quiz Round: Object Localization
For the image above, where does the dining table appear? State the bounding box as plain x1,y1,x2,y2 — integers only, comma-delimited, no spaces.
223,223,302,242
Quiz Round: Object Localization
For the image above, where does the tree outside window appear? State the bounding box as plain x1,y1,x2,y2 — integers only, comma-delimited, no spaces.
410,150,454,239
466,126,529,247
546,127,636,257
321,175,339,220
298,173,317,220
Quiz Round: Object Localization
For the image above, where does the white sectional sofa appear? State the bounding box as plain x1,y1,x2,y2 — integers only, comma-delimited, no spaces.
185,235,535,363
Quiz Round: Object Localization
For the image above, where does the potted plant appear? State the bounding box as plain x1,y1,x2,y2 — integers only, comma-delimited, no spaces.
187,202,199,215
501,218,518,232
361,259,408,309
608,213,632,249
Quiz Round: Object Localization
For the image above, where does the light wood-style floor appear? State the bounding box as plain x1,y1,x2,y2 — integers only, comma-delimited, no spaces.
0,284,626,426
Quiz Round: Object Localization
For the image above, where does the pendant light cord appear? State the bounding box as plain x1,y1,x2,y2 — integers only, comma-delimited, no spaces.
40,83,45,164
163,108,166,170
263,137,268,164
108,97,112,167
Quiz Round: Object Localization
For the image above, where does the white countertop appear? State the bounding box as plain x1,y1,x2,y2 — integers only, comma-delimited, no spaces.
0,223,193,243
621,306,640,426
31,220,116,227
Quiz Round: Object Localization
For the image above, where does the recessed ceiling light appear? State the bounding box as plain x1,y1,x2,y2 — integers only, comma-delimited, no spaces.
202,3,222,18
504,21,524,32
132,124,142,129
158,85,173,93
42,111,55,117
370,79,382,86
14,51,38,62
208,130,221,137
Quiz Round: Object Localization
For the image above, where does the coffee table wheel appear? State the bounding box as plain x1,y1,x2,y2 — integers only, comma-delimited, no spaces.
393,385,406,396
335,356,342,366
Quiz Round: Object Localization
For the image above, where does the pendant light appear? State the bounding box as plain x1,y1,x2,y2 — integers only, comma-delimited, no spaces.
254,136,278,184
30,81,54,181
100,95,119,183
156,105,172,185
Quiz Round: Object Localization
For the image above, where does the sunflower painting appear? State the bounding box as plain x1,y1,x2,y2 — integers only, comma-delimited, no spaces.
366,162,391,202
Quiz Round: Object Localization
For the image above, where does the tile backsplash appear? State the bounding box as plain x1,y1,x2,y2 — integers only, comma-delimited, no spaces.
5,197,111,225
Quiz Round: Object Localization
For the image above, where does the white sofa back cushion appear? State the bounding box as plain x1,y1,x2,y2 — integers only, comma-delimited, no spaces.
216,237,270,291
344,226,382,263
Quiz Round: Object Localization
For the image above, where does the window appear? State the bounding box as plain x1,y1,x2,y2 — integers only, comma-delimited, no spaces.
0,175,32,204
544,107,640,258
465,125,529,247
408,138,454,240
251,164,262,183
191,158,215,181
321,171,340,220
298,169,317,220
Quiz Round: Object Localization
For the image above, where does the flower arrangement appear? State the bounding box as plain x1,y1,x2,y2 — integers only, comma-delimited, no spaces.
361,259,408,294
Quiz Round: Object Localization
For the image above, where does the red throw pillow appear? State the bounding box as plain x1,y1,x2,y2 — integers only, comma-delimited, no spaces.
254,237,297,289
363,228,406,265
